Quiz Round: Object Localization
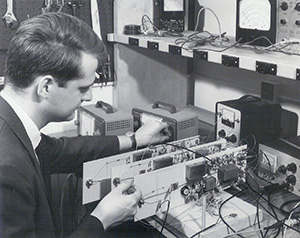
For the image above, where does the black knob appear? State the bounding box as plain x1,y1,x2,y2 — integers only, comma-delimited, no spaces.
113,177,121,187
286,175,296,185
278,165,287,174
218,129,226,138
295,3,300,11
286,163,297,174
226,134,237,143
296,20,300,26
280,19,287,25
281,2,289,11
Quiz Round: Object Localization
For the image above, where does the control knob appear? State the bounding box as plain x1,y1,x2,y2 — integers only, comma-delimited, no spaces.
280,19,287,25
296,20,300,26
280,2,289,11
286,175,296,186
286,163,297,174
226,134,237,143
218,129,226,138
278,165,287,174
295,2,300,11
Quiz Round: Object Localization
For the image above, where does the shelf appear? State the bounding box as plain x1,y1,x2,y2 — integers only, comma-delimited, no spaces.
107,32,300,81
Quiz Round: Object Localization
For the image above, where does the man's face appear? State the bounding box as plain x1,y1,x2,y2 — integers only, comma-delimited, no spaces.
46,52,98,122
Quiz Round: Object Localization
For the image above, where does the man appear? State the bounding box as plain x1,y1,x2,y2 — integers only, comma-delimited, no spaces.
0,12,169,237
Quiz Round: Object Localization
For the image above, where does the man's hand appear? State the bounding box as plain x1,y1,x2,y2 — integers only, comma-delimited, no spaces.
91,181,142,230
135,120,171,148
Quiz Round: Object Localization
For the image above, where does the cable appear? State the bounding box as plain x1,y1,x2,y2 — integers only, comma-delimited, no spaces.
283,201,300,237
194,7,222,43
246,180,300,236
190,221,218,238
220,228,266,238
218,189,246,238
236,36,300,56
158,199,171,238
141,14,159,33
255,192,264,238
141,14,184,37
267,193,279,222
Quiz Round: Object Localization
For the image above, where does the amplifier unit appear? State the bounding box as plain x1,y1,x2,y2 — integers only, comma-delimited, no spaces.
215,95,282,150
77,101,133,136
132,101,198,141
258,137,300,197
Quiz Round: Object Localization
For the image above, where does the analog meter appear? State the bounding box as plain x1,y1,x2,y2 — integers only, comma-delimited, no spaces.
236,0,277,46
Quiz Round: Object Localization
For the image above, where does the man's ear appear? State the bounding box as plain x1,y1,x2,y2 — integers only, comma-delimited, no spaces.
36,75,55,99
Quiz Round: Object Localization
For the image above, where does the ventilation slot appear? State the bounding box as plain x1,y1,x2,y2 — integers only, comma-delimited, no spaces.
178,118,196,131
107,120,131,131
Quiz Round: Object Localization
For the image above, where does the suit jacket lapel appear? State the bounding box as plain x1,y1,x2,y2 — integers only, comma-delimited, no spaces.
0,96,50,200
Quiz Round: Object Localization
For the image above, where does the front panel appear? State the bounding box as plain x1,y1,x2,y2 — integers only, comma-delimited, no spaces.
258,142,300,196
216,103,242,145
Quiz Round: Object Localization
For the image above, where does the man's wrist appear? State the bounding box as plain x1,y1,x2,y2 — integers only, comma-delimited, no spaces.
125,131,137,150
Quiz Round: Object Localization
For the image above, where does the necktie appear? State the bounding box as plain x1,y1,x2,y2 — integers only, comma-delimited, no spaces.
35,133,55,199
35,134,60,235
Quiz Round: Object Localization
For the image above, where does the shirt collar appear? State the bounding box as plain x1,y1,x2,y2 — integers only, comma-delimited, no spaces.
0,90,41,149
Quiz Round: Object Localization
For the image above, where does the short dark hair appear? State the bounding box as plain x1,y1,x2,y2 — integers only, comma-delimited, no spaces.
5,12,107,88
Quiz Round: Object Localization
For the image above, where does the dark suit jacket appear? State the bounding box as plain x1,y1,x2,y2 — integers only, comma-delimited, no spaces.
0,96,120,238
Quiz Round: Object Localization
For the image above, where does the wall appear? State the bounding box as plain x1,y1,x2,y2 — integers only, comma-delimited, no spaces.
113,44,191,113
113,0,192,112
197,0,236,37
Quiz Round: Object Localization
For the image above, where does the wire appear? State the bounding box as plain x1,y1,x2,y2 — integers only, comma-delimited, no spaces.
141,14,184,37
255,192,264,238
220,228,266,238
194,7,222,43
190,222,218,238
141,14,159,32
267,193,279,222
283,201,300,237
218,189,246,238
246,180,300,236
236,36,300,56
158,199,171,238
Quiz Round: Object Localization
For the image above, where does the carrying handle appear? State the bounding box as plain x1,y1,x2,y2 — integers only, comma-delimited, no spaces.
95,100,114,114
152,101,177,114
238,95,261,103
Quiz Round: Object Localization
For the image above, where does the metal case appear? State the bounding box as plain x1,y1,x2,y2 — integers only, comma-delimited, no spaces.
77,101,133,136
132,101,198,141
215,95,282,151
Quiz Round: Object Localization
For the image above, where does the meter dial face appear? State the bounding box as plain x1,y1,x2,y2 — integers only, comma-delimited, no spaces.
222,108,235,123
239,0,271,31
164,0,184,12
